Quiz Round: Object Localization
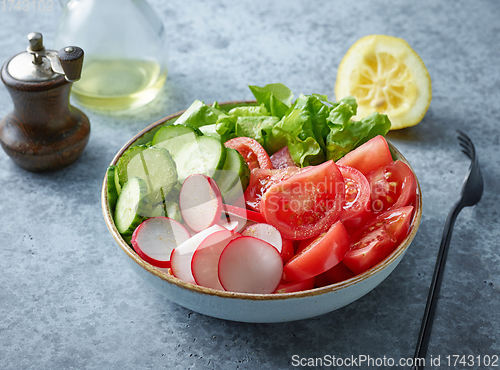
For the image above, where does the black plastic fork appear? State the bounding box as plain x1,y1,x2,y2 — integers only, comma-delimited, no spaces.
411,130,484,370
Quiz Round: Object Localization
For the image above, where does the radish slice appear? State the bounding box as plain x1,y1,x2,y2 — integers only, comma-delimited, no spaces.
181,223,196,237
170,224,225,284
191,230,241,290
219,220,239,232
179,174,222,233
223,204,266,223
131,217,190,268
218,236,283,294
241,223,282,253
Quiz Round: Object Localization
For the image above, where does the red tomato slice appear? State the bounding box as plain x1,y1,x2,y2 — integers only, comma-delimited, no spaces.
274,277,315,293
281,237,294,264
244,167,302,211
224,137,273,170
343,206,414,275
366,160,417,213
270,146,297,169
282,221,350,282
295,234,322,255
315,262,355,287
260,160,345,240
338,165,372,228
336,135,393,176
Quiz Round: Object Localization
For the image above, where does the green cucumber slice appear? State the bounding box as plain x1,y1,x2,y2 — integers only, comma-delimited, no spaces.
151,125,199,157
116,144,149,187
173,136,226,183
214,148,250,199
106,165,119,213
164,201,182,223
222,177,248,205
123,146,178,204
114,165,122,196
165,181,182,203
138,196,182,224
114,177,148,235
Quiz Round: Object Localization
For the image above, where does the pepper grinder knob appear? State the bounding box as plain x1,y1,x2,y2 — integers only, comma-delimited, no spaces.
57,46,84,82
28,32,44,52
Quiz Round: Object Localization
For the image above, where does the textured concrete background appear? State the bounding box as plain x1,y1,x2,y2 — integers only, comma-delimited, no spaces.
0,1,499,369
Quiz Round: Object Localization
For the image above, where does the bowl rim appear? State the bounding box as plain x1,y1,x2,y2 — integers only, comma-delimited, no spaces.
101,100,422,301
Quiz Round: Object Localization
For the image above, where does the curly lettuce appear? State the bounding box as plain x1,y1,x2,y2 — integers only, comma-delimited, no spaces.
174,84,391,166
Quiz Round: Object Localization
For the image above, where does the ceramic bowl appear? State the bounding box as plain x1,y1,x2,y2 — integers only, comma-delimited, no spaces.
101,101,422,323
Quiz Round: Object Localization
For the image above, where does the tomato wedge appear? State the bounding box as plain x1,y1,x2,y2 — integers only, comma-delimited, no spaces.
281,237,294,264
315,262,355,287
343,206,414,275
336,135,393,176
224,137,273,170
282,221,350,282
338,165,372,228
274,277,315,293
260,160,345,240
270,146,297,169
244,167,302,211
366,160,417,213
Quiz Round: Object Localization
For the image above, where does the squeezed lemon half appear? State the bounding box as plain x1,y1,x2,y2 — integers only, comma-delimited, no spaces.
335,35,432,130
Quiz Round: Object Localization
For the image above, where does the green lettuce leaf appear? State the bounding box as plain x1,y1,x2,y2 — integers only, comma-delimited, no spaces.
266,95,325,166
174,100,227,128
213,83,392,167
248,83,294,118
325,97,391,161
228,104,270,117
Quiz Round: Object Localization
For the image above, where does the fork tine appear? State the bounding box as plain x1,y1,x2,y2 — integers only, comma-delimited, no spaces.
457,130,472,146
457,129,470,142
459,143,472,158
461,149,472,160
457,134,472,149
457,130,476,159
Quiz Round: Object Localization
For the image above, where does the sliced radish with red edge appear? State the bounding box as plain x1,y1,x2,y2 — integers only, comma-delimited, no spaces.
241,223,282,253
218,236,283,294
131,217,190,268
191,230,241,290
179,174,222,233
219,220,239,232
170,224,225,284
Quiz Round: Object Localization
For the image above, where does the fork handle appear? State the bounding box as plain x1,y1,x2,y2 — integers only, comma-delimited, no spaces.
411,200,463,370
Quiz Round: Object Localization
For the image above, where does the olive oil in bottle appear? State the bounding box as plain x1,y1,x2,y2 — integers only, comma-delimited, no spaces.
71,58,167,111
55,0,168,112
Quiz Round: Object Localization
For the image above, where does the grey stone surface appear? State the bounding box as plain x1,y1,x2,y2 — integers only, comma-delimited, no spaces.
0,0,499,369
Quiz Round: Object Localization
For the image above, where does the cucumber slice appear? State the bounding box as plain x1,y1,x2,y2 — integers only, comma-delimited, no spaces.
143,200,182,223
114,177,148,235
165,201,182,223
214,148,250,198
174,136,226,183
124,146,178,204
116,144,149,187
114,165,122,196
165,181,182,203
151,125,199,157
106,165,119,213
222,177,247,205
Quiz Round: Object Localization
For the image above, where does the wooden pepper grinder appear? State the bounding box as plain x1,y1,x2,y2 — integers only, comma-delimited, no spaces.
0,32,90,172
